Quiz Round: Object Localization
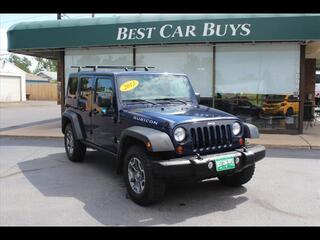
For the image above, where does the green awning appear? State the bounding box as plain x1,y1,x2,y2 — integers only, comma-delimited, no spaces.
7,14,320,54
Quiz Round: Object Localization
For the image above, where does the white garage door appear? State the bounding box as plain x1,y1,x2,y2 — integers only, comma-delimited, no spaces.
0,76,21,102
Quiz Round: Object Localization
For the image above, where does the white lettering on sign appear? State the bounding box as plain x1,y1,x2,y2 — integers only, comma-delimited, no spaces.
240,23,251,36
203,22,251,37
159,24,173,38
185,25,196,37
117,27,156,40
203,23,215,36
171,26,184,38
116,22,252,41
229,24,242,36
117,27,128,40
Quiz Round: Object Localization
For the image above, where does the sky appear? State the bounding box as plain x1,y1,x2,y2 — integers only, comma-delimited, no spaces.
0,14,134,71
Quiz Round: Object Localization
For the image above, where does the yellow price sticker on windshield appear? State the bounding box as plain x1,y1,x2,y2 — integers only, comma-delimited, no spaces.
120,80,139,92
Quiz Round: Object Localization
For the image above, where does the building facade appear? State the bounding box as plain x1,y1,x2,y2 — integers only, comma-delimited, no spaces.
7,14,320,133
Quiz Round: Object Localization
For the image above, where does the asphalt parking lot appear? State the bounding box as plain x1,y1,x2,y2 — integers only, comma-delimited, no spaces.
0,136,319,226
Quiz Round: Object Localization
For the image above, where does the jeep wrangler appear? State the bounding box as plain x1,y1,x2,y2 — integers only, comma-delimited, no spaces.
62,65,265,206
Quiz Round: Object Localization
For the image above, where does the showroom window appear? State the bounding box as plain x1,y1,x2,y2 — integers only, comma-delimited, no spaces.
135,44,213,103
215,43,300,132
65,47,133,92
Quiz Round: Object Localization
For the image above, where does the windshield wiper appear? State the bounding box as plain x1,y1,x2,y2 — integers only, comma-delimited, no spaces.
123,99,157,105
154,98,188,105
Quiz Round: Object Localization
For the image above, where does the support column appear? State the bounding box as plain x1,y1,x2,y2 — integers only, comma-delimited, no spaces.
133,46,136,70
212,45,216,108
57,51,65,114
305,58,316,105
298,44,306,134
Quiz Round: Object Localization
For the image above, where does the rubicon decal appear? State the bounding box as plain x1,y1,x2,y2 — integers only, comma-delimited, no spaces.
133,116,159,125
117,23,251,41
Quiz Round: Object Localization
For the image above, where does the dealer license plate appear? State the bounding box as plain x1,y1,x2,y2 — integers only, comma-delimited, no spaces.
214,155,236,172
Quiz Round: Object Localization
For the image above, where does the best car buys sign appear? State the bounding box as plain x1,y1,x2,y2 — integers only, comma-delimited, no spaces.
114,20,254,44
116,22,251,42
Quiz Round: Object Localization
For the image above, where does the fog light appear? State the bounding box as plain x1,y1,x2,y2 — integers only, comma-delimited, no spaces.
208,161,214,169
235,157,240,164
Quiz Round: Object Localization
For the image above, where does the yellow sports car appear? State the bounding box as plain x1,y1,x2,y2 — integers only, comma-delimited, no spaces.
262,94,299,116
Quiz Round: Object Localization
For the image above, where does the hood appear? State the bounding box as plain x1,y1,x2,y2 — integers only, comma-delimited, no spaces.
125,104,237,126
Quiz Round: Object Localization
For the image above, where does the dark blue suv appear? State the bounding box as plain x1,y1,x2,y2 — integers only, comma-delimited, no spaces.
62,66,265,206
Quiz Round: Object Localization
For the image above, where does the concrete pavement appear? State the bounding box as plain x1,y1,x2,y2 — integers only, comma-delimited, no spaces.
1,136,320,225
249,123,320,150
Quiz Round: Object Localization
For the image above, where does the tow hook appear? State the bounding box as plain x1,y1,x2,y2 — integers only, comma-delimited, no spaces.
195,153,202,160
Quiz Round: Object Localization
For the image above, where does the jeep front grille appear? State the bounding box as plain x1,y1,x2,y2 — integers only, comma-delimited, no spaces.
190,125,233,151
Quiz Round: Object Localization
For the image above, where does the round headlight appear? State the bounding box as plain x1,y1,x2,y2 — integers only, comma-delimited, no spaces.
232,122,241,135
174,127,186,142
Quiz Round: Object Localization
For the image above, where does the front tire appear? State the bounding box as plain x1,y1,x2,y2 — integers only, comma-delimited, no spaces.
123,146,166,206
64,123,86,162
218,164,255,187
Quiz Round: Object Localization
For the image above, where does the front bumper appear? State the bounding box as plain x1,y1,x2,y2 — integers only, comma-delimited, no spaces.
152,145,266,180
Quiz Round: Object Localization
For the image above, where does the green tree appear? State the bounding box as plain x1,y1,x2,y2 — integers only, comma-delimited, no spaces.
8,54,32,73
33,57,57,73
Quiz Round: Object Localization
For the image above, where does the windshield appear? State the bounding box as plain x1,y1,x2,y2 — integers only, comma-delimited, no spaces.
117,74,195,103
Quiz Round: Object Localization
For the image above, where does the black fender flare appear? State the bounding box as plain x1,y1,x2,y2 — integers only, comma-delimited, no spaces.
243,123,260,139
61,110,85,140
116,126,175,173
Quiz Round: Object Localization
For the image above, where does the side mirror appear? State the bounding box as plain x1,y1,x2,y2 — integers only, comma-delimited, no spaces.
97,93,112,108
195,92,200,104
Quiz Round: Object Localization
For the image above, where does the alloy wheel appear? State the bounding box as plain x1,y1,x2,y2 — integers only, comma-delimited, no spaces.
66,129,74,156
128,157,146,194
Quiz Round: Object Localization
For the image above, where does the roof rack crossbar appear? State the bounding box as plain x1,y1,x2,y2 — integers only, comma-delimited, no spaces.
71,65,155,72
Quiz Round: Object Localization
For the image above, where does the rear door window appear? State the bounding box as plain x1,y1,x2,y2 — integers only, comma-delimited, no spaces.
79,77,94,100
68,77,78,96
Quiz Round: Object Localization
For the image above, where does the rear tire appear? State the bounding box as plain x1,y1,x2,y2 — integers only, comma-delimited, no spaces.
218,164,255,187
123,145,166,206
64,123,86,162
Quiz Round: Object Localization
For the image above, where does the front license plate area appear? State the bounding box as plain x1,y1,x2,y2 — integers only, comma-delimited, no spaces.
213,155,236,172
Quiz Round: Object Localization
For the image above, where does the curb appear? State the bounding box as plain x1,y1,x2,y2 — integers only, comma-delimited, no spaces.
0,134,63,139
259,144,311,150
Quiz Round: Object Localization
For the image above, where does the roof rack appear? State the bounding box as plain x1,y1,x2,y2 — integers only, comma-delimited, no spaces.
71,65,155,72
